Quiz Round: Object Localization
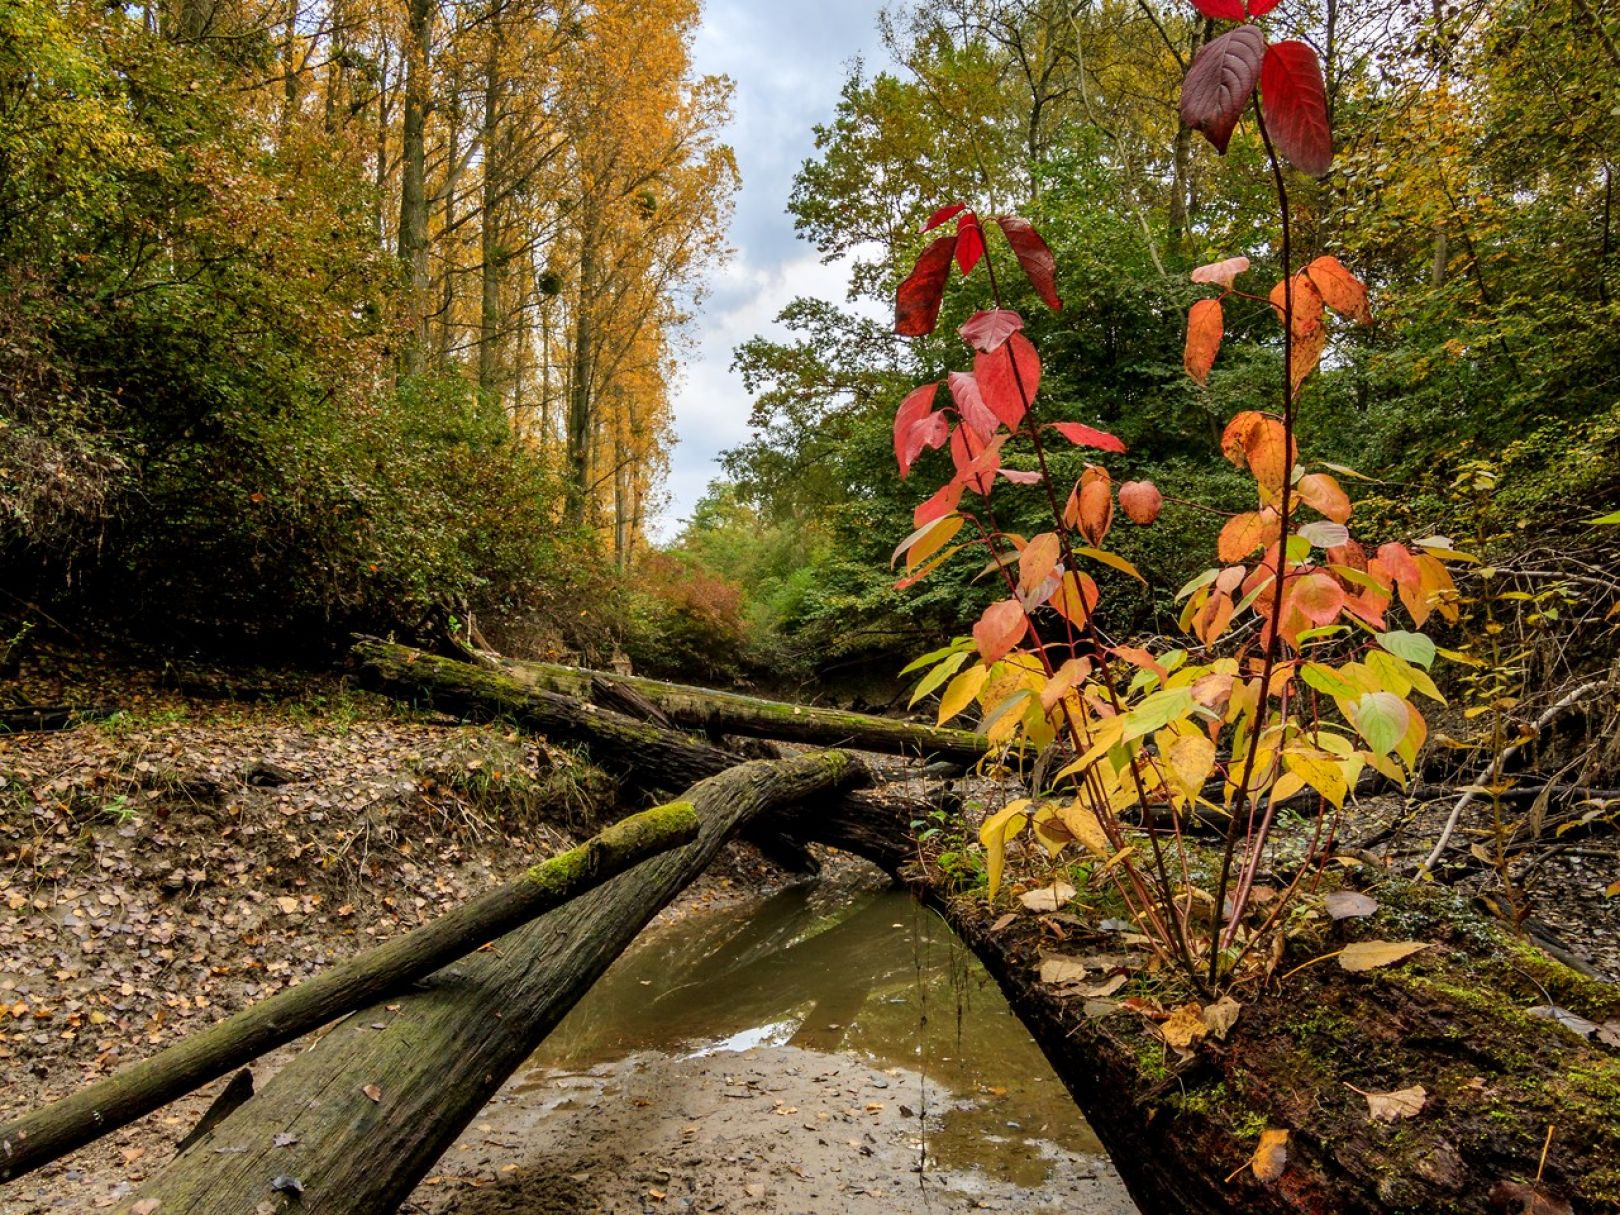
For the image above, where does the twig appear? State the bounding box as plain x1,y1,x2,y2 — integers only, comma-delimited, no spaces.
1418,681,1607,876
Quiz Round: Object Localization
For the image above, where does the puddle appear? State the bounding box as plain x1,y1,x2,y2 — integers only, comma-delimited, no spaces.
426,884,1141,1212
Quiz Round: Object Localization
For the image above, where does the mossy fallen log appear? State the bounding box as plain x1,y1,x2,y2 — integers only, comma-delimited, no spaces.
921,869,1620,1215
392,638,992,763
350,639,933,872
0,803,700,1183
113,750,867,1215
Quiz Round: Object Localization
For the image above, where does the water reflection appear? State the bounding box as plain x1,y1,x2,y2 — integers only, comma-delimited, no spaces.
522,885,1119,1189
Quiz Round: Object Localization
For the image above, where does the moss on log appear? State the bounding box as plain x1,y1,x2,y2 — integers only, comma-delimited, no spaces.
350,639,932,872
113,750,866,1215
922,871,1620,1215
0,803,699,1182
485,649,991,764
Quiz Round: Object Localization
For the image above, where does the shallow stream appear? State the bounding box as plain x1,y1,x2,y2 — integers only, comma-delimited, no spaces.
410,882,1138,1214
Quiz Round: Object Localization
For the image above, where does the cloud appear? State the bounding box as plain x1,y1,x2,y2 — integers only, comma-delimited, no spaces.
649,0,887,540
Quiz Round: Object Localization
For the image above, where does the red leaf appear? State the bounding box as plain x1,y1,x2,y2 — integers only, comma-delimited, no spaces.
974,332,1041,429
914,479,965,528
992,217,1062,311
893,381,941,477
1119,480,1162,525
1184,298,1223,385
974,599,1028,664
1190,0,1245,18
950,425,1004,496
895,234,959,336
1180,27,1265,156
1260,41,1333,178
1247,0,1282,13
948,371,999,442
956,214,985,275
1050,422,1126,453
959,309,1024,353
923,202,968,232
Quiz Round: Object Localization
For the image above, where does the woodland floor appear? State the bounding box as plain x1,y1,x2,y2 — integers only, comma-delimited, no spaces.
2,644,1618,1213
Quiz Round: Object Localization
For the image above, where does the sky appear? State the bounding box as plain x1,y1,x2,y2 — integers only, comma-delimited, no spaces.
650,0,889,540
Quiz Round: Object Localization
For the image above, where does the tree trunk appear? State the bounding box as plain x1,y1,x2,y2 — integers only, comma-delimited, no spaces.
466,645,992,765
921,872,1620,1215
397,0,433,371
0,804,699,1183
478,30,505,401
348,640,932,872
565,206,597,525
113,752,867,1215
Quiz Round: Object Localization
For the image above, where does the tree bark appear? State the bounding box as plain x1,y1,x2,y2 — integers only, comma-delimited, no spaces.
112,751,867,1215
396,0,433,371
423,642,991,764
0,803,700,1183
348,640,930,872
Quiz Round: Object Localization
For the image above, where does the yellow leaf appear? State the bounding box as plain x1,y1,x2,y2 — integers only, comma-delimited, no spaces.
1058,799,1113,857
1283,749,1348,809
1164,733,1216,806
938,664,989,726
978,800,1031,900
1338,940,1430,972
1073,545,1147,583
1249,1129,1289,1183
1159,1003,1207,1050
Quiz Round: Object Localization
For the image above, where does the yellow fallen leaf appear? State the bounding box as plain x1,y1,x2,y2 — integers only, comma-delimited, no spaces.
1338,940,1430,972
1250,1128,1289,1182
1019,882,1076,912
1160,1003,1207,1050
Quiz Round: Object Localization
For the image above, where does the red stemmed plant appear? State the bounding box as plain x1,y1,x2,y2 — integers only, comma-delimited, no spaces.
889,2,1465,990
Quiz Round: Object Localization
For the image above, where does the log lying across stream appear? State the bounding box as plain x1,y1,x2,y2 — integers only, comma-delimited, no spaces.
113,750,868,1215
350,639,934,871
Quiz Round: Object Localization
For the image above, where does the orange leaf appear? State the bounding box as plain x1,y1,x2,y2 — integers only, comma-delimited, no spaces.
1184,298,1223,385
1119,480,1162,524
1018,532,1062,594
1079,480,1114,546
1269,273,1325,339
1296,472,1351,523
1290,321,1326,395
973,599,1028,664
1244,416,1293,495
1305,255,1371,324
1218,510,1280,562
1048,570,1099,626
1250,1128,1289,1183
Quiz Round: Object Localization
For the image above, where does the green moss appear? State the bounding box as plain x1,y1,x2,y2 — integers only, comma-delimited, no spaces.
523,800,699,896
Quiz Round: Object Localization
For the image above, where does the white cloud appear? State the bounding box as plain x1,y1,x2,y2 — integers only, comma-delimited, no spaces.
649,0,889,540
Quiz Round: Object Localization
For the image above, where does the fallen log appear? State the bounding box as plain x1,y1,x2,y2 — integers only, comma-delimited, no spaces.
0,802,700,1183
0,705,115,733
411,639,992,764
113,750,866,1215
919,868,1620,1215
350,639,933,872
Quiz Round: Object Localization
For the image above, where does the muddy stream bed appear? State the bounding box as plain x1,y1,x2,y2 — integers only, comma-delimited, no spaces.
403,881,1138,1215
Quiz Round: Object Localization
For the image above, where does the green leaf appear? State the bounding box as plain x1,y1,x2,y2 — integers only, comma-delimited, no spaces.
909,649,971,706
1378,630,1437,669
1590,509,1620,525
899,638,974,676
1300,661,1358,699
1352,692,1410,757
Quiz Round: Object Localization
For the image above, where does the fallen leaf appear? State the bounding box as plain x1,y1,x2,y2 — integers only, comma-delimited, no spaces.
648,1188,666,1201
270,1175,304,1197
1351,1083,1426,1123
1324,891,1378,920
1489,1180,1575,1215
273,1132,299,1147
1527,1005,1599,1038
1019,882,1077,912
1160,1003,1208,1051
1039,956,1090,986
1597,1021,1620,1048
1077,974,1128,998
1202,995,1242,1041
1250,1128,1289,1183
361,1083,382,1103
132,1202,161,1215
1605,878,1620,898
1338,940,1430,972
990,912,1018,932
